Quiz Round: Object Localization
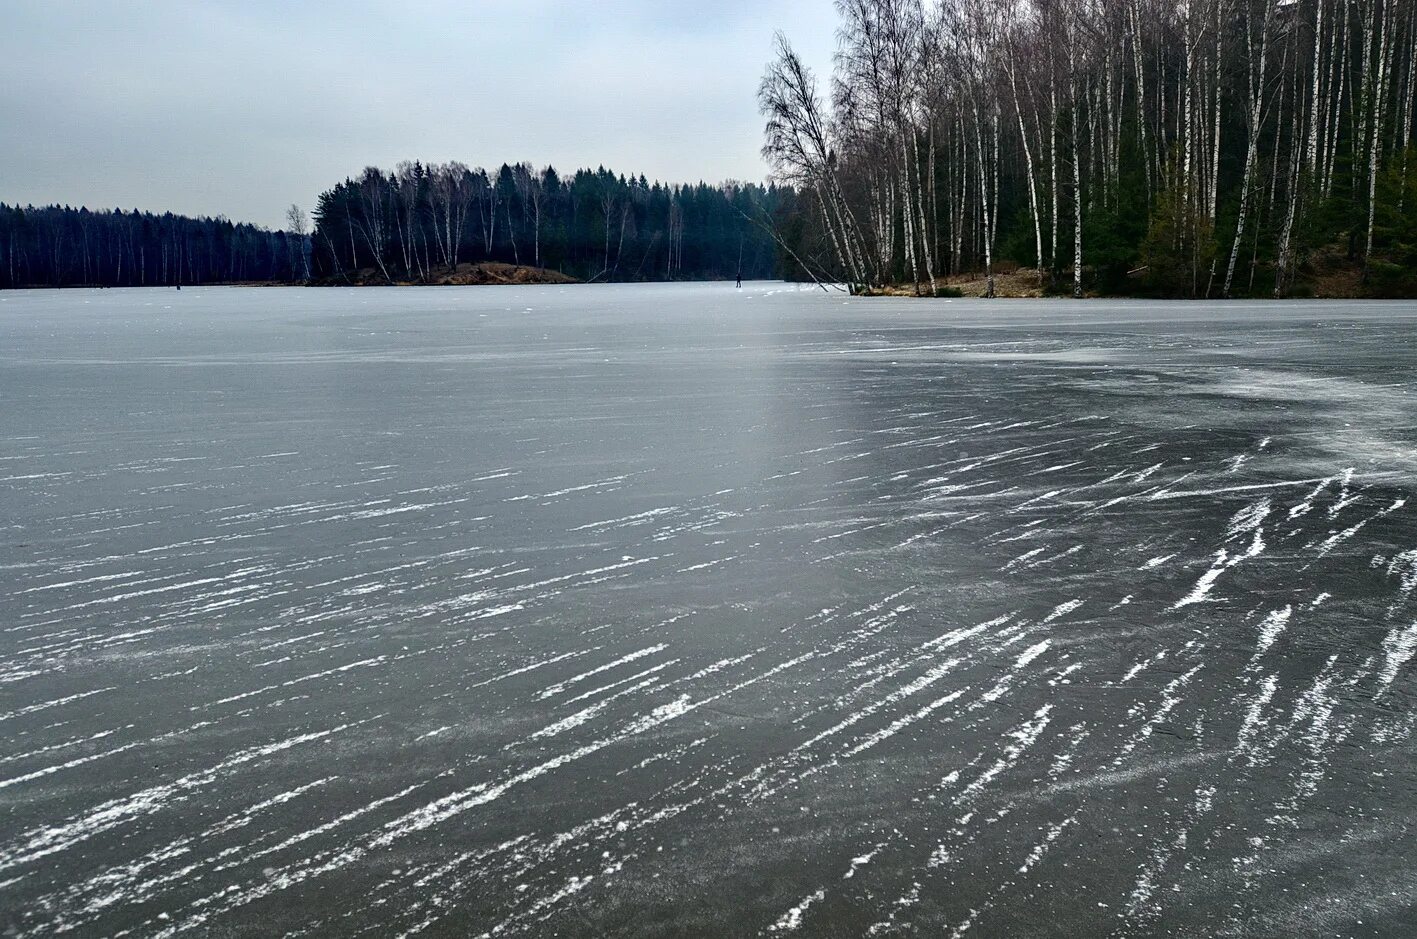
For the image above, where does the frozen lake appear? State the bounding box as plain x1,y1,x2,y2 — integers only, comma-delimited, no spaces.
3,284,1417,937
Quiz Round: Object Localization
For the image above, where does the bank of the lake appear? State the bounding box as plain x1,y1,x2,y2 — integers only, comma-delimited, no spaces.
317,261,579,287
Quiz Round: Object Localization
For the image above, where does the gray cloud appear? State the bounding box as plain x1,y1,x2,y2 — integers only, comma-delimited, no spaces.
0,0,837,228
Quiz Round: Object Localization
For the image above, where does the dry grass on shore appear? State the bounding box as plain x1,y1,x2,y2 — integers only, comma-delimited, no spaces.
858,268,1049,298
859,255,1375,300
327,262,579,287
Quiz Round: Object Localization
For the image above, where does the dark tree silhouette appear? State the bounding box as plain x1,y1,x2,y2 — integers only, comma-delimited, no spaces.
311,163,800,284
0,204,308,288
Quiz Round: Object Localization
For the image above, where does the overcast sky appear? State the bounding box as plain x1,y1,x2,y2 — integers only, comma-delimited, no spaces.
1,1,838,229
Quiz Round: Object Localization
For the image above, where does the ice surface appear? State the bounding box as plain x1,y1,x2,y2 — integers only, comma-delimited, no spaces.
2,285,1416,936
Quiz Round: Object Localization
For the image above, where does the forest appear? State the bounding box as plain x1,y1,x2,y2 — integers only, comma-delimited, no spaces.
763,0,1417,297
309,164,799,283
0,203,310,288
12,0,1417,297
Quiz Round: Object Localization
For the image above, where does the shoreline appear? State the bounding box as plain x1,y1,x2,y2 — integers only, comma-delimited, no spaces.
316,261,578,287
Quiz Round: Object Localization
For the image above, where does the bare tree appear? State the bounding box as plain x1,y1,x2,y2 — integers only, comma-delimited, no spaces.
285,203,309,282
1224,0,1278,298
761,31,871,286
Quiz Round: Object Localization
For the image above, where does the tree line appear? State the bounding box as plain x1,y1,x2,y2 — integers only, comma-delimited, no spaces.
0,203,311,288
311,163,802,283
763,0,1417,297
